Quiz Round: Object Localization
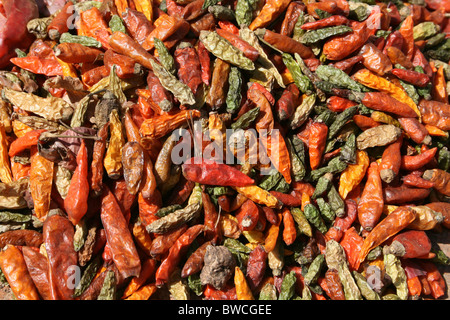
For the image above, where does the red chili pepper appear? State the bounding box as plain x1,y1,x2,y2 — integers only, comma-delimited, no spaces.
308,121,328,170
155,224,204,286
182,157,255,187
325,199,357,242
275,83,301,121
202,191,222,244
197,40,211,86
387,230,432,259
330,55,363,74
100,185,141,278
8,129,46,157
326,96,358,112
235,199,260,231
64,140,89,226
391,68,430,87
398,117,431,145
245,244,268,292
269,190,302,207
402,172,435,189
301,15,349,30
400,147,437,171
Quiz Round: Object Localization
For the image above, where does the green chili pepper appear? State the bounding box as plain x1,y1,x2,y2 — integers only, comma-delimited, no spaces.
325,240,362,300
59,33,102,48
150,60,196,107
348,2,370,21
353,271,381,300
0,211,31,224
384,254,408,300
273,177,290,193
202,0,222,10
437,146,450,172
223,238,252,254
315,9,332,19
316,197,336,224
301,25,353,45
382,293,402,300
426,39,450,62
315,65,365,92
109,15,127,34
425,33,446,50
259,283,277,300
97,270,116,300
304,254,325,286
206,186,234,197
199,31,255,70
413,21,439,41
235,0,259,27
291,207,313,237
339,133,357,164
278,271,297,300
282,53,313,95
73,255,102,297
303,203,327,233
154,38,176,76
231,107,260,130
315,108,336,126
292,11,305,42
156,204,183,217
414,66,433,100
208,5,236,20
310,157,347,182
289,93,316,130
327,184,345,218
226,67,243,114
311,172,333,200
327,105,358,140
301,286,313,300
187,274,203,296
286,137,306,182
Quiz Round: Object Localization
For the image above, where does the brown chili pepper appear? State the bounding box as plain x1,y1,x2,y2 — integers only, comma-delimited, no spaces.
384,185,432,204
329,55,363,74
206,58,231,110
22,246,52,300
90,123,109,196
423,169,450,197
181,241,211,278
202,191,221,244
280,1,305,36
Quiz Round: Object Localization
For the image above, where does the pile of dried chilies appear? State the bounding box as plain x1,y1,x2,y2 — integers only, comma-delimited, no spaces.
0,0,449,301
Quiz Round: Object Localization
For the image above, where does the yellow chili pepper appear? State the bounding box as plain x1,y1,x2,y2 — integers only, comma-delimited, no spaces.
339,150,369,199
234,266,254,300
234,185,282,209
0,124,13,183
124,283,157,300
104,109,125,179
353,69,421,118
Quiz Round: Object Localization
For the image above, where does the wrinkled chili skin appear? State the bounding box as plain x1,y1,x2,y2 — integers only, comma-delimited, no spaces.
43,214,78,300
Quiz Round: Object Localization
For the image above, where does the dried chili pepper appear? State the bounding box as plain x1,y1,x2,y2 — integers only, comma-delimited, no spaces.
358,162,384,231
